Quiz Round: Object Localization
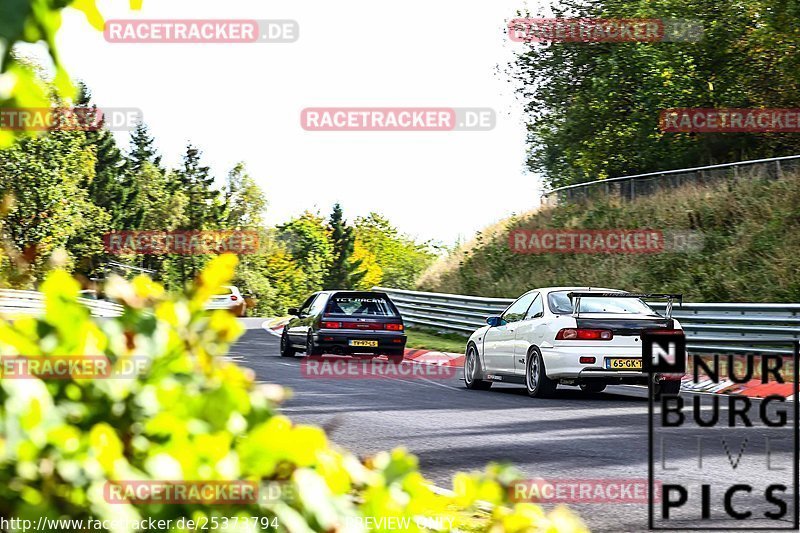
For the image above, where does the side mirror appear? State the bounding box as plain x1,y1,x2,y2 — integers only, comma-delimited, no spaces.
287,307,299,316
486,316,504,327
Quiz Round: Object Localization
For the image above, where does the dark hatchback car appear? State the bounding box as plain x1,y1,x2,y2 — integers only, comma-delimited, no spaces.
280,291,407,362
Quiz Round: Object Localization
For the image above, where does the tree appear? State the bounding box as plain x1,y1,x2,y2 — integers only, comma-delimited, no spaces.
77,84,135,229
176,144,221,230
354,213,436,289
0,130,110,286
512,0,800,188
171,144,223,283
323,203,365,289
276,211,333,295
128,121,162,173
221,162,266,228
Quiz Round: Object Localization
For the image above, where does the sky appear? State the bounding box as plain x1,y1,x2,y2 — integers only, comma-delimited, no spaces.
49,0,543,245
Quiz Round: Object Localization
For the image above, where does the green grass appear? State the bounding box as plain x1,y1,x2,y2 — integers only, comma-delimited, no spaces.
405,326,469,353
419,172,800,302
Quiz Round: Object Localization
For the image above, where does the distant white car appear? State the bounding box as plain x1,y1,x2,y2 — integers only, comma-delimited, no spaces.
463,287,684,397
205,285,247,317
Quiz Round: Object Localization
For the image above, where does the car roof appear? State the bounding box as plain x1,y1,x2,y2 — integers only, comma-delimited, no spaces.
318,290,388,295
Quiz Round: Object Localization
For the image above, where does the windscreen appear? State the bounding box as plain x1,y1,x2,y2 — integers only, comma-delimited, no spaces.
213,287,234,297
547,291,658,315
326,294,397,316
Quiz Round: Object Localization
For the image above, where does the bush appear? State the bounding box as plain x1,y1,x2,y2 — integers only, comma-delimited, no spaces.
0,255,585,532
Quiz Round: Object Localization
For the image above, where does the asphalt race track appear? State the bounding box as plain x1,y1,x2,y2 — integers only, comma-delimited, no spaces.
232,324,797,532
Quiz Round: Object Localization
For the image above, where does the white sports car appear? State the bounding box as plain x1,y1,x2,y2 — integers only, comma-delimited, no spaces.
463,287,684,397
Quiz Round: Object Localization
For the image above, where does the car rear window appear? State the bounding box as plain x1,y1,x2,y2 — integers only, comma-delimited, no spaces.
547,291,658,315
326,294,397,316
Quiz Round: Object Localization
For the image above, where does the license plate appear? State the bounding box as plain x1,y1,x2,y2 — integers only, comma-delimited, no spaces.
349,340,378,347
605,358,642,370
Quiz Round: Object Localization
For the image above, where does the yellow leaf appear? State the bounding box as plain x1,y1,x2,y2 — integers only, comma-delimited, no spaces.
70,0,105,31
90,423,123,472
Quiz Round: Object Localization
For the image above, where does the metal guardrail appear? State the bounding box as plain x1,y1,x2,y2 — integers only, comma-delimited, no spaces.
541,154,800,206
376,287,800,355
0,289,123,318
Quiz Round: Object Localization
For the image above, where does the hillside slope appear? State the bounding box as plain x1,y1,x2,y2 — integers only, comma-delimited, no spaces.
418,173,800,302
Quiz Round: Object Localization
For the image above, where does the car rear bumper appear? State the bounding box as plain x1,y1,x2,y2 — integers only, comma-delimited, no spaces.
205,301,237,310
577,369,649,385
541,345,682,383
541,345,642,379
313,331,407,355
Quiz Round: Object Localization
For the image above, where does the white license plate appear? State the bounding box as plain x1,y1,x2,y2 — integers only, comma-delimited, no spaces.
349,340,378,347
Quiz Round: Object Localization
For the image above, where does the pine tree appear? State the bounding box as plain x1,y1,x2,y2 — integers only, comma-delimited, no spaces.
129,121,162,173
176,144,222,230
76,84,133,229
323,203,365,289
173,144,224,283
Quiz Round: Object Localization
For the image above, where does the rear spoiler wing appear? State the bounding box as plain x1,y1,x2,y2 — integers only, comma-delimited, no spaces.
566,292,683,319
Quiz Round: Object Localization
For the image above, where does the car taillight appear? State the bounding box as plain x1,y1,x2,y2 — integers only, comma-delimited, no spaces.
321,321,342,329
556,328,613,340
230,295,238,301
647,329,685,336
384,323,404,331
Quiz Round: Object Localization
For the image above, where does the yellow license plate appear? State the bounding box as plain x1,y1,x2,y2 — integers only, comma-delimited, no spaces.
606,358,642,370
349,340,378,347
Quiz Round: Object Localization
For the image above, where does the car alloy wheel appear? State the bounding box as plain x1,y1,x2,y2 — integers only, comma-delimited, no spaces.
525,347,557,398
463,344,492,390
306,333,320,356
465,347,477,385
280,331,295,357
526,353,539,391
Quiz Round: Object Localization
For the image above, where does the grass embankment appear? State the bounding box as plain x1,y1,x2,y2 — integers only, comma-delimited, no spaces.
405,326,469,353
418,172,800,302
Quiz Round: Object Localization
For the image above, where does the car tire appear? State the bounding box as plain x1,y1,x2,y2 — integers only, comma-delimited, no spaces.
389,354,404,364
305,333,322,356
654,378,681,399
280,331,296,358
580,382,607,393
463,343,492,390
525,347,557,398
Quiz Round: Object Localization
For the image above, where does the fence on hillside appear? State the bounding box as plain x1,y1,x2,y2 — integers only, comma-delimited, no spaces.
541,154,800,206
